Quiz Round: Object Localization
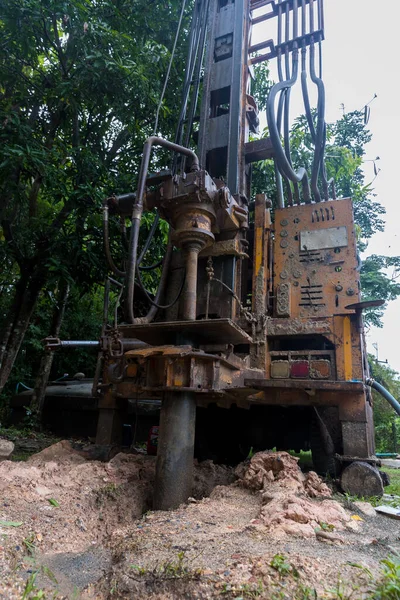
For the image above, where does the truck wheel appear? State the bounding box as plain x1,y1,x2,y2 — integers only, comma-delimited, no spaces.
340,461,384,497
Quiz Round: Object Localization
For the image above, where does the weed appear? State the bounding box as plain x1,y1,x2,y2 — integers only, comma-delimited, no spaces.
95,482,122,506
21,565,58,599
270,554,297,578
381,468,400,498
324,558,400,599
158,550,202,579
110,577,119,595
21,572,44,600
343,492,382,508
221,580,265,598
22,406,41,430
23,533,36,556
296,583,318,599
370,557,400,599
325,575,355,600
247,447,255,460
318,522,335,532
47,498,60,508
130,564,147,576
128,550,202,583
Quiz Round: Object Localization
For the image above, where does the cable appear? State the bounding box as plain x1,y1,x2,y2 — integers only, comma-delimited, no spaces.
137,212,160,265
136,260,186,309
153,0,188,135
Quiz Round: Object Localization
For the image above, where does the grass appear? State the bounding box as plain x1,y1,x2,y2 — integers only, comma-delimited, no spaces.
381,467,400,498
21,566,58,599
129,550,203,583
218,554,400,599
289,450,314,468
0,425,62,462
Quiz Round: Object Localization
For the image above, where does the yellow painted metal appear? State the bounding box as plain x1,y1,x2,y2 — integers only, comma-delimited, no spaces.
343,315,353,380
254,226,263,275
252,193,268,316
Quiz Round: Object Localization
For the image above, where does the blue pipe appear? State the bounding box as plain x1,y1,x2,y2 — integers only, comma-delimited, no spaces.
366,378,400,417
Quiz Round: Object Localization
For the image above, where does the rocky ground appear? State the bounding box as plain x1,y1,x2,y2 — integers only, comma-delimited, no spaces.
0,442,399,599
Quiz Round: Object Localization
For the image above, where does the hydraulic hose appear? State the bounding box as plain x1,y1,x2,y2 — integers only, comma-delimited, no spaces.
103,200,126,278
366,378,400,417
125,136,199,323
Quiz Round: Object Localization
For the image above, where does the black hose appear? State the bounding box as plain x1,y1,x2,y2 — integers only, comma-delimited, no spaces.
308,41,325,202
366,378,400,417
139,257,164,271
135,260,186,310
137,212,160,266
103,202,126,277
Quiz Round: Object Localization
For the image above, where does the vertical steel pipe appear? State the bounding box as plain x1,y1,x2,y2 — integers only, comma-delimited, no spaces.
153,391,197,510
182,243,201,320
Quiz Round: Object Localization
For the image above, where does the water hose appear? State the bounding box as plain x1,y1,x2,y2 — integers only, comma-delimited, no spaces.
366,378,400,417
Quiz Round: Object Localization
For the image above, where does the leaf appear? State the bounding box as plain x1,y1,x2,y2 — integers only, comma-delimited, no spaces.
48,498,60,507
0,520,23,527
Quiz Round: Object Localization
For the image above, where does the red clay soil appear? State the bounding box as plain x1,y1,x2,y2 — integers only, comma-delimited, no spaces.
0,443,399,599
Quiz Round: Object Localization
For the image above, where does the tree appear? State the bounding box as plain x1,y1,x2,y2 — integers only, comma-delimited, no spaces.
368,355,400,453
0,0,189,396
30,280,69,423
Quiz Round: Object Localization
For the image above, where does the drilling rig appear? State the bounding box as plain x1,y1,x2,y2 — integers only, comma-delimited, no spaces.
56,0,384,509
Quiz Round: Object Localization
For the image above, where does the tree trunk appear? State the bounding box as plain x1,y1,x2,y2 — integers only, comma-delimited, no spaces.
30,281,70,423
0,270,48,395
0,271,29,368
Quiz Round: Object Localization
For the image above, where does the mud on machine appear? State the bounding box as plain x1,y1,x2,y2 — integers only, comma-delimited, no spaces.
93,0,384,509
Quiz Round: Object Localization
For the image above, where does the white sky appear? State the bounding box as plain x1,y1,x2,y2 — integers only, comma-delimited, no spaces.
325,0,400,373
256,0,400,373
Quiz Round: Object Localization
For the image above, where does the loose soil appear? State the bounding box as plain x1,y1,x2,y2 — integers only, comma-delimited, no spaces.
0,441,399,599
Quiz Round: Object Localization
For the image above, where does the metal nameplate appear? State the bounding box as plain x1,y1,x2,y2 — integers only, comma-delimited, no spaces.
299,226,348,251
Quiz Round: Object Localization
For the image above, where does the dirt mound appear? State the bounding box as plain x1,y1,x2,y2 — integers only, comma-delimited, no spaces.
27,439,86,464
236,451,351,537
193,460,236,499
0,448,155,557
0,441,235,558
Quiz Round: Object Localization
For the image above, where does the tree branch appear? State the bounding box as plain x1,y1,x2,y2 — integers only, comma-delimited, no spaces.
2,220,26,267
51,14,69,78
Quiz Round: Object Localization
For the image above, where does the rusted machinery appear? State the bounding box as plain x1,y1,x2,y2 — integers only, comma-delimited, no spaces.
85,0,383,508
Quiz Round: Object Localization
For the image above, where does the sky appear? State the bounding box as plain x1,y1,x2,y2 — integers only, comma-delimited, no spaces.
257,0,400,373
324,0,400,372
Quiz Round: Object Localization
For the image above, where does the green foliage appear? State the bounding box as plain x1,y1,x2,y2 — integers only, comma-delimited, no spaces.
381,468,400,499
270,554,297,578
21,565,58,599
371,558,400,599
0,0,190,401
369,355,400,452
251,62,272,112
361,256,400,327
129,550,202,582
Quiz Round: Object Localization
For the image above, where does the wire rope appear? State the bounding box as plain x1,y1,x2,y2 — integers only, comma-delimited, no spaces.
153,0,188,135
